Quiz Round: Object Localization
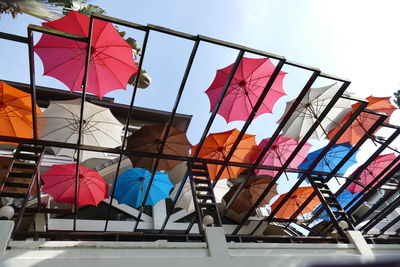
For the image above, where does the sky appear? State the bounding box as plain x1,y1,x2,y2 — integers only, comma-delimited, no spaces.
0,0,399,195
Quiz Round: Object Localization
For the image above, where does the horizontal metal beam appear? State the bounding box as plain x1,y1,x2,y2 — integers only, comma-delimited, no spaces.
0,32,28,43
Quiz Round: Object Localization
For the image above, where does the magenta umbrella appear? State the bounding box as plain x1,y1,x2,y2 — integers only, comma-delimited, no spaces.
346,153,397,193
205,57,287,123
34,11,137,98
255,134,312,177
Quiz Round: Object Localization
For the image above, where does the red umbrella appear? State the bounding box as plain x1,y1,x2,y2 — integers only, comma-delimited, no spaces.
205,57,287,123
255,135,312,177
327,96,396,145
41,164,109,207
34,11,138,98
346,153,397,193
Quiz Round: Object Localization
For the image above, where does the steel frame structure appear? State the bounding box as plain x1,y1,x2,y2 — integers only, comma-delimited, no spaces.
0,13,399,243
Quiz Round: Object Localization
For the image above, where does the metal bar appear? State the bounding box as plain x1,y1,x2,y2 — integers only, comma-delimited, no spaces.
158,40,200,232
232,81,350,235
91,13,148,31
72,15,94,231
191,50,245,159
133,39,201,232
27,24,88,42
221,70,321,216
361,194,400,233
211,58,286,186
378,214,400,236
27,28,38,140
0,32,28,43
292,108,385,224
344,156,400,213
104,29,150,232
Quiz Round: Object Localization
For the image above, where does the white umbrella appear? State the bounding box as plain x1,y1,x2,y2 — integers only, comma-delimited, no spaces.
170,179,229,213
279,83,353,141
165,161,187,184
38,99,123,161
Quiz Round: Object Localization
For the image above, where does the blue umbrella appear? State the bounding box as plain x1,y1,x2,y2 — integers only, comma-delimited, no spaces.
297,142,358,179
113,168,173,208
313,190,359,220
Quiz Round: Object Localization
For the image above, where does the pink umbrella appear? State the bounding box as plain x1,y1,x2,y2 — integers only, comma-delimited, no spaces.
346,153,397,193
205,57,287,123
41,164,109,207
34,11,138,98
255,135,312,177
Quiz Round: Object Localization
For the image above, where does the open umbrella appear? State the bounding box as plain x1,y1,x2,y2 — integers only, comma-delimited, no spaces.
127,123,192,171
0,81,42,140
223,176,278,214
165,161,187,184
38,98,123,161
313,190,358,220
170,179,229,213
255,135,312,177
113,168,173,208
271,186,320,219
297,142,358,179
346,153,397,193
327,96,397,145
205,57,287,123
41,164,109,207
279,83,353,141
191,129,260,180
34,11,137,98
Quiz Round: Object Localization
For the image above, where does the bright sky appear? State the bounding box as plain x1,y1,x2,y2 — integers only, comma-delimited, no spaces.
0,0,399,195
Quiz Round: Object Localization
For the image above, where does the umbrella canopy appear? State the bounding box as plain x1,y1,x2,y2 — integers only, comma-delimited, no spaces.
0,81,42,140
170,179,229,213
41,164,109,207
297,142,358,179
327,96,397,145
271,186,320,219
34,11,137,98
127,124,192,171
165,161,187,184
113,168,173,208
255,135,312,177
37,98,123,161
191,129,260,180
313,190,358,220
279,83,353,141
346,153,397,193
223,176,278,214
205,57,287,123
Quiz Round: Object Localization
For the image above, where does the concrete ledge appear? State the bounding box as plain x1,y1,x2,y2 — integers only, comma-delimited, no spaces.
0,220,14,257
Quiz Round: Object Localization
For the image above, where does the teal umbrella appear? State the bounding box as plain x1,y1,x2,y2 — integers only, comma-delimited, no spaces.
113,168,173,208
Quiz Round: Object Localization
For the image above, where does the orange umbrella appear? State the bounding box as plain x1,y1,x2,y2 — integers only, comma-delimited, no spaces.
223,176,278,213
271,186,320,219
191,129,260,180
0,81,42,140
327,96,396,145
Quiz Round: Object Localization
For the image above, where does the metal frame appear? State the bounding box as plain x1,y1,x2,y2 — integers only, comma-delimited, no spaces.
0,12,399,243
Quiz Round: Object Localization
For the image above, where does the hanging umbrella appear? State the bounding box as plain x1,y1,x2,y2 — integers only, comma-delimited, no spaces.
165,161,187,184
34,11,138,98
255,135,312,177
170,179,229,213
205,57,287,123
113,168,173,208
41,164,109,207
279,83,353,141
127,123,192,171
297,142,358,179
327,96,397,145
271,186,320,219
0,81,42,140
223,176,278,214
37,98,123,161
346,153,397,193
313,190,359,220
191,129,260,180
